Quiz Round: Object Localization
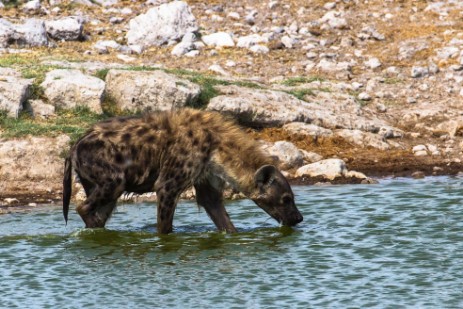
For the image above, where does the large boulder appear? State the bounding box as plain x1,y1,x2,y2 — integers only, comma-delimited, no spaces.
1,18,49,47
41,69,105,113
45,16,84,41
126,1,198,48
207,85,384,131
104,69,201,112
0,68,33,118
0,135,70,195
295,159,348,180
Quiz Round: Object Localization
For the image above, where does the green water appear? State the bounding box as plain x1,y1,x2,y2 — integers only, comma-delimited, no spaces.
1,177,463,308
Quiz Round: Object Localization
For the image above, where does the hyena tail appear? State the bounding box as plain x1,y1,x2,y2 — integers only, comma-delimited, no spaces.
62,157,72,224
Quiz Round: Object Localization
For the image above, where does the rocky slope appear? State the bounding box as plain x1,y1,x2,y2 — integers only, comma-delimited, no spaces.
1,0,463,206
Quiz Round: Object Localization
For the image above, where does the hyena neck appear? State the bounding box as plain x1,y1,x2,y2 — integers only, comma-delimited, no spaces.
210,147,272,196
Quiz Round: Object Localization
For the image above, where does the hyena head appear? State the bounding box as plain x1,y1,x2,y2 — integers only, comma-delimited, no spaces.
252,165,303,227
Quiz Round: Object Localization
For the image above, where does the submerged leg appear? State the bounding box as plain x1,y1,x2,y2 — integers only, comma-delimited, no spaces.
155,184,182,234
194,177,236,233
77,177,125,228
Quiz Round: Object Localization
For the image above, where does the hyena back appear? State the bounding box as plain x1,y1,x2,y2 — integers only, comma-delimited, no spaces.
63,108,303,233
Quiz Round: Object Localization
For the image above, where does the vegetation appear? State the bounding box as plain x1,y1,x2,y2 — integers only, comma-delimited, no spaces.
0,107,106,143
280,76,325,87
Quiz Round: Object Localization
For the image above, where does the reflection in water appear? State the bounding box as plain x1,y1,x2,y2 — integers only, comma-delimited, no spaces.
1,177,463,307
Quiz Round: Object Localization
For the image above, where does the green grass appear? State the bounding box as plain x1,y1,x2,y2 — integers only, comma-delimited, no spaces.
0,107,107,143
285,88,316,101
280,76,325,87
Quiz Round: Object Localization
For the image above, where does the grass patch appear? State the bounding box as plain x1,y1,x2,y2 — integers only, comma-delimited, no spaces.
94,68,110,81
383,77,403,85
280,76,325,87
285,88,316,101
0,107,107,142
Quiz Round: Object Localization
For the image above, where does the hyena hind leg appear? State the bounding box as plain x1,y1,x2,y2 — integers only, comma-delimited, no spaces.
77,180,125,228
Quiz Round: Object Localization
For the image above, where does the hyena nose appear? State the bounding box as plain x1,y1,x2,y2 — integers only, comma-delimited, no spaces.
294,212,303,224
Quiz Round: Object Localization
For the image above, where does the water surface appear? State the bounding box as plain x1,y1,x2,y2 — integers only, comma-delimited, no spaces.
1,177,463,308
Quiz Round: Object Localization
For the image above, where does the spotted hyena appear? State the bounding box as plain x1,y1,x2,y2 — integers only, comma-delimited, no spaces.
63,108,303,233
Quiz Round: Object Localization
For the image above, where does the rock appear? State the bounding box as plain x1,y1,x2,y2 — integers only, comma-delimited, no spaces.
171,41,195,56
104,69,201,112
295,159,347,180
207,85,385,131
202,32,235,47
0,135,70,194
208,64,229,76
411,66,429,78
41,69,105,113
346,170,367,179
319,11,348,30
282,122,333,138
265,141,304,170
22,0,41,13
45,16,84,41
27,99,56,119
249,44,269,54
126,1,198,48
0,18,49,47
411,171,425,179
300,150,323,164
378,126,403,139
94,40,121,53
335,129,390,150
0,73,33,118
237,34,268,48
365,57,382,69
358,92,371,101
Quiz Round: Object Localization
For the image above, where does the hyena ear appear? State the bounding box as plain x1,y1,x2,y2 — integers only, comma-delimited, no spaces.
254,165,278,189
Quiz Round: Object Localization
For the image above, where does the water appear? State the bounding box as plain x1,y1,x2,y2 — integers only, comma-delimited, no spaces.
1,177,463,308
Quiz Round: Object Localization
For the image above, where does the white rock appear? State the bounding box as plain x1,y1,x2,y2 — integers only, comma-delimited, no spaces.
250,44,269,54
171,41,195,56
2,18,49,47
335,129,390,150
320,11,348,29
358,92,371,101
237,34,268,48
300,150,323,163
295,159,348,180
22,0,41,12
28,99,56,119
126,1,198,48
207,85,386,131
41,69,105,113
346,170,367,179
411,66,429,78
266,141,304,170
227,12,240,20
365,57,382,69
202,32,235,47
282,122,333,138
0,74,33,118
208,64,229,76
45,16,84,41
412,145,427,153
105,69,201,112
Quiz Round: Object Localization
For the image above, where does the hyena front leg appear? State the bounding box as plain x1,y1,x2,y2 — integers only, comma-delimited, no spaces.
194,176,237,233
155,183,183,234
77,175,125,228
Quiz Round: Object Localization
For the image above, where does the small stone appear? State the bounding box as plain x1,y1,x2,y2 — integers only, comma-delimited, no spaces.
365,57,382,69
411,171,425,179
249,44,269,54
358,92,372,101
227,12,240,20
411,66,429,78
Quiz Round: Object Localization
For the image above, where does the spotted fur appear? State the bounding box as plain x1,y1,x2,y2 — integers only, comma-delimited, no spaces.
63,108,302,233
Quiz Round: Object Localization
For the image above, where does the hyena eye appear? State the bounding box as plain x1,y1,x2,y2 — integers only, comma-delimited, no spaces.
282,195,293,205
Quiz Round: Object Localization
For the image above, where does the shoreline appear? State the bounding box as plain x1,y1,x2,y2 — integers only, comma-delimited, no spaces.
1,159,461,211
